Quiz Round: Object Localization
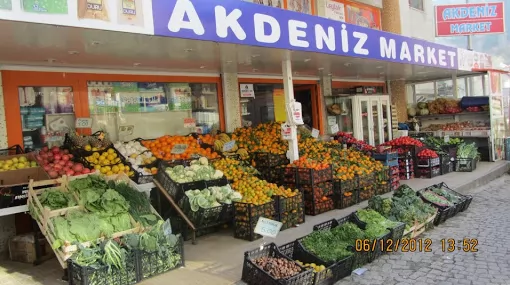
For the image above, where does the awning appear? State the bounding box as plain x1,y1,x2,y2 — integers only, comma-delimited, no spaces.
0,0,489,82
0,20,478,82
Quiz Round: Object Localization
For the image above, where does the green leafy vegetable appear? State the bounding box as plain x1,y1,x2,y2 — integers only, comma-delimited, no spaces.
39,188,76,210
356,209,398,239
421,190,453,207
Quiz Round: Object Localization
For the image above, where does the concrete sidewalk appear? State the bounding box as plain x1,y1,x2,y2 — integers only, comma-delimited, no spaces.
0,161,507,285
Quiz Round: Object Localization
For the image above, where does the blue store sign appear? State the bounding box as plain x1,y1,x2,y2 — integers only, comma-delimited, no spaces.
152,0,458,69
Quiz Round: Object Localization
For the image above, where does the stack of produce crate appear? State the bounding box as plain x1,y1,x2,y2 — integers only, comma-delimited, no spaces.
298,167,334,216
358,172,376,201
415,149,441,179
389,165,400,190
371,151,399,191
280,164,334,216
233,201,276,241
332,177,358,210
252,152,289,183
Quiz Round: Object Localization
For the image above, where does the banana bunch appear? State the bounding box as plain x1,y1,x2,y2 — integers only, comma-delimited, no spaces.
214,133,249,158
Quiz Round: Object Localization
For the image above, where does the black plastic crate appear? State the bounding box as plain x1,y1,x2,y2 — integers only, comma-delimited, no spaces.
417,157,440,167
333,188,358,210
67,250,137,285
333,178,357,193
440,154,454,175
155,160,210,201
136,236,184,280
178,195,227,228
261,167,284,184
132,171,154,184
375,181,391,195
304,192,334,216
234,201,276,241
242,243,314,285
421,182,473,213
433,206,454,226
455,158,477,172
0,145,24,156
358,185,375,202
281,241,353,285
253,152,289,168
441,145,458,158
358,172,376,188
296,166,333,186
415,166,441,179
301,182,334,197
274,193,305,230
279,167,298,185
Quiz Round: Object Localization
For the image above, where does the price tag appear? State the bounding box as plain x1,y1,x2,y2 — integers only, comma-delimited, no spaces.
311,128,320,138
253,217,283,238
327,116,336,125
444,135,450,143
171,144,188,154
184,118,196,128
75,118,92,128
330,124,339,134
223,140,236,152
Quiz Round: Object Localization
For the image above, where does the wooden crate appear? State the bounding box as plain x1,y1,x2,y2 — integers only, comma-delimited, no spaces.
403,211,437,239
28,173,142,268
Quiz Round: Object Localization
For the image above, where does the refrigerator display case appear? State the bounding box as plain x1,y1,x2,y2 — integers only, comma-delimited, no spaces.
325,94,392,145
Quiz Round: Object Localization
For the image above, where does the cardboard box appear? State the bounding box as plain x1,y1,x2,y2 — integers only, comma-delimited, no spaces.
8,233,53,264
0,153,50,209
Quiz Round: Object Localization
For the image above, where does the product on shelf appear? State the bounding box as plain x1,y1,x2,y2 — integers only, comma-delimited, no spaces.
142,135,219,161
0,154,38,171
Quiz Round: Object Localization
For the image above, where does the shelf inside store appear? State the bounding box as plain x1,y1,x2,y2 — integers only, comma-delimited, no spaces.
414,111,489,120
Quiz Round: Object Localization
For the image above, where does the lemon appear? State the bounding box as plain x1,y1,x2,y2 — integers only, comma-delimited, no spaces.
19,156,27,163
100,167,108,174
112,165,120,173
107,154,115,161
107,149,115,154
124,166,130,171
92,147,98,151
99,156,106,161
5,160,13,166
94,165,101,170
106,171,114,176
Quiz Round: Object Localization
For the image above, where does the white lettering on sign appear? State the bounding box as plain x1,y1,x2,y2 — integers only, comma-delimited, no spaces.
353,32,368,55
254,14,280,43
400,41,411,61
167,0,205,35
315,25,335,51
380,38,396,59
163,0,458,69
171,144,188,154
215,6,246,40
288,20,309,48
254,217,283,238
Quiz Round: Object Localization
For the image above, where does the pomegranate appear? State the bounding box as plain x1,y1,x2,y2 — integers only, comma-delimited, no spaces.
48,171,58,179
62,155,70,161
58,160,66,166
66,170,75,176
72,164,84,172
82,168,91,174
54,154,62,161
42,146,49,153
51,146,60,154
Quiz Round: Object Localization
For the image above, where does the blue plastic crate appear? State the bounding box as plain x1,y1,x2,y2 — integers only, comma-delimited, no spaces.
372,152,398,166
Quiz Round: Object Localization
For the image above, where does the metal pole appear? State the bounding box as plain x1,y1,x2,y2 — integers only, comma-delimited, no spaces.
466,0,475,96
282,53,299,162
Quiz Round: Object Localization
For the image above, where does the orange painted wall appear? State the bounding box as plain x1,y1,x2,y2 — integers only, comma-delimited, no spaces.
2,71,224,148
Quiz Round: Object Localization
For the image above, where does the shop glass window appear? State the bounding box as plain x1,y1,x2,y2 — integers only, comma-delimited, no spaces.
436,80,454,97
241,84,282,128
18,86,75,151
87,81,220,141
414,82,435,103
457,78,467,98
409,0,424,10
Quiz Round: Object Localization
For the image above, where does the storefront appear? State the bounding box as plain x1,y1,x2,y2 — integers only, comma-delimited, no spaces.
3,70,225,149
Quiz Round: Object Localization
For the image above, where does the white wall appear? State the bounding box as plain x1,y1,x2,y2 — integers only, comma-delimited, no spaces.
399,0,436,41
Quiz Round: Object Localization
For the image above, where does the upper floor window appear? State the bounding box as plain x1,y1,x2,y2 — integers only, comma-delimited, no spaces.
409,0,424,11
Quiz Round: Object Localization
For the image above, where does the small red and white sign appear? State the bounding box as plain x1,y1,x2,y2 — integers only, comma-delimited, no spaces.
239,84,255,98
184,118,196,128
435,2,505,37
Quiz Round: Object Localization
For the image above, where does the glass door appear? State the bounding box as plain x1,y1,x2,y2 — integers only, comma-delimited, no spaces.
359,98,371,143
380,96,391,143
370,98,382,145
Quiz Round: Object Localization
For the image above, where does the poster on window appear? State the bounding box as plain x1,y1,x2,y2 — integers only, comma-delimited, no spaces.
287,0,312,14
489,71,505,161
325,0,345,22
344,0,381,29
